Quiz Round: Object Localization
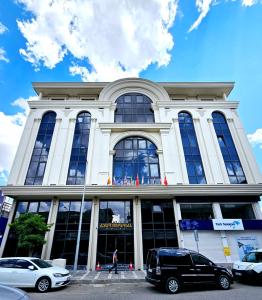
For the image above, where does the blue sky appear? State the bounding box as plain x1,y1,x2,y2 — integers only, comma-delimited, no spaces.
0,0,261,186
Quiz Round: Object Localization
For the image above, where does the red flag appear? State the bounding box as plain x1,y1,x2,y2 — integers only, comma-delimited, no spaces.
164,176,168,186
136,175,139,186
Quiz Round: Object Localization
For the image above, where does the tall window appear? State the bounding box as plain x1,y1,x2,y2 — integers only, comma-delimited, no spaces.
25,112,56,185
67,112,91,185
51,200,92,268
212,112,246,184
113,137,160,185
178,111,206,184
114,93,154,123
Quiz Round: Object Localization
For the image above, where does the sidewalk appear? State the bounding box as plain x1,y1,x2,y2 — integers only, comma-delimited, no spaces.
71,270,147,284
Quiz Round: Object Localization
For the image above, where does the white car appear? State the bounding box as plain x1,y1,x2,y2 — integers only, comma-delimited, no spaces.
0,257,71,292
232,249,262,282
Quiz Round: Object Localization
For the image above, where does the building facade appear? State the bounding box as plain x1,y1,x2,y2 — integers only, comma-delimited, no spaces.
1,78,262,270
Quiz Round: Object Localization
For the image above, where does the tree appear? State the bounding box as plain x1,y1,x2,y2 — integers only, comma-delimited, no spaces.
9,213,53,256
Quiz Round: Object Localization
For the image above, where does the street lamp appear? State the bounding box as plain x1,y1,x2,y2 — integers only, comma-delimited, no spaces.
73,159,88,272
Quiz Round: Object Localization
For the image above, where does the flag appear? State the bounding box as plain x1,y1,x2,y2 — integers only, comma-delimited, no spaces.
141,176,144,185
164,176,168,186
113,176,116,185
107,176,111,185
136,174,139,186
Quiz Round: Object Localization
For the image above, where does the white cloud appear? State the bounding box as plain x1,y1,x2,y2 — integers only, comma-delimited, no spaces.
242,0,257,6
0,48,9,63
0,97,32,185
248,128,262,149
0,22,7,34
16,0,177,81
189,0,214,32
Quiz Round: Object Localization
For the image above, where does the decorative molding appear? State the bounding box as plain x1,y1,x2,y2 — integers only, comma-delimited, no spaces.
99,123,172,133
226,118,234,123
69,118,76,122
109,150,116,155
2,184,262,198
207,118,213,123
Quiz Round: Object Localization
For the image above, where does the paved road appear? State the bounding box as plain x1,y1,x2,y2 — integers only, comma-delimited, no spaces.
27,282,262,300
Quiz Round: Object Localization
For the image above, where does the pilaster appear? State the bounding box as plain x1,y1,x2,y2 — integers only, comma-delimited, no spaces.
86,118,97,184
133,197,144,270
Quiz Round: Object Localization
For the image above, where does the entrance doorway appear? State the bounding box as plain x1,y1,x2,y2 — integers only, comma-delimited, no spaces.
97,200,134,266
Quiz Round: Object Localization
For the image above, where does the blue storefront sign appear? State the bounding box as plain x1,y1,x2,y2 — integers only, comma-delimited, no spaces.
179,219,262,230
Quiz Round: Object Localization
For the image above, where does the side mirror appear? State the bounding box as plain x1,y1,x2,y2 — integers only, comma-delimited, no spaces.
28,265,35,270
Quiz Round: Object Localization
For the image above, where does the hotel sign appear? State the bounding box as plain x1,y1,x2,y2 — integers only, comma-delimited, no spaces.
99,223,133,230
212,219,244,230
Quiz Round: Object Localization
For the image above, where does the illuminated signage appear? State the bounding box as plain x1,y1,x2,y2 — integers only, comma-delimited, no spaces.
99,223,133,230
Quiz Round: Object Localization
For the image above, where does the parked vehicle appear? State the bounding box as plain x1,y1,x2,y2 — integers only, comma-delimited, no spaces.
0,257,71,292
145,247,233,294
0,284,30,300
232,248,262,282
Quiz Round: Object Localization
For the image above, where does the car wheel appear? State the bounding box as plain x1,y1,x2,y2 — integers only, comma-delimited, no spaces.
36,276,51,293
165,277,180,294
218,275,230,290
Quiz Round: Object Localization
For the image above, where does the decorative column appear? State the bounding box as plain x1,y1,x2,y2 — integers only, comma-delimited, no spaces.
87,197,99,271
41,198,59,260
207,118,229,184
173,199,183,248
172,118,188,183
133,197,144,270
226,117,255,183
16,118,41,185
175,202,184,248
108,150,116,183
0,199,16,257
193,118,214,184
58,117,76,184
86,118,97,185
156,150,164,182
43,118,62,185
213,203,231,263
97,128,111,185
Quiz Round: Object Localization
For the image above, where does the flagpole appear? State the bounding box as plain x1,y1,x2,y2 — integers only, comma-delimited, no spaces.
73,159,88,272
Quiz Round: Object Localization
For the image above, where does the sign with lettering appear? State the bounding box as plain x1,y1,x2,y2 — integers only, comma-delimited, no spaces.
223,247,231,256
212,219,244,230
99,223,133,230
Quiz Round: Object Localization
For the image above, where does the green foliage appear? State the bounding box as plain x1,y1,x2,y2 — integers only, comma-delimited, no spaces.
9,213,53,255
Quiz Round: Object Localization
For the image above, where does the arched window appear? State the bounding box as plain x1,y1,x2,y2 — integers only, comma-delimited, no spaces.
67,112,91,185
212,112,246,184
114,93,154,123
113,137,160,185
25,111,56,185
178,112,206,184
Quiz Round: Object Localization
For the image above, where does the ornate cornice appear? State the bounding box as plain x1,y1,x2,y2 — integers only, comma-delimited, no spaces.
99,123,172,132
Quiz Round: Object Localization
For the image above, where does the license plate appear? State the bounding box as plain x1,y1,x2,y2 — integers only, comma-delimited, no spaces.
235,272,242,276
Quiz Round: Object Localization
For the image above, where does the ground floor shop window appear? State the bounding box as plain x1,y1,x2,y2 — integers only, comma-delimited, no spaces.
97,200,134,265
220,203,255,219
141,200,178,264
51,200,92,269
180,203,214,219
3,200,51,257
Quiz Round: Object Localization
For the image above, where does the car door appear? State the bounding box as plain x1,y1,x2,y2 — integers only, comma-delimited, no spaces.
0,259,16,285
10,259,39,287
191,253,216,283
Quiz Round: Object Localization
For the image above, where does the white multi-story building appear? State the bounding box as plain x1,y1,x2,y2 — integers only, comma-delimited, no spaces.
1,78,262,270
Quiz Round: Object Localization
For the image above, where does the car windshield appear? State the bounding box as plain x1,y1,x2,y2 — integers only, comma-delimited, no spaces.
242,252,262,263
31,259,52,268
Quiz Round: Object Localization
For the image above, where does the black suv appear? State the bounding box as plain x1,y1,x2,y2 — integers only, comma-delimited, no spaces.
145,248,233,294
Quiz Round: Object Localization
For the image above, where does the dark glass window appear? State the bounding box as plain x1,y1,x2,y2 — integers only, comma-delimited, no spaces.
4,200,51,258
51,200,92,269
141,200,178,263
114,93,154,123
220,204,255,219
67,112,91,185
212,112,246,184
191,253,212,266
97,200,134,265
159,251,191,266
178,112,206,184
113,137,160,185
180,204,214,219
25,112,56,185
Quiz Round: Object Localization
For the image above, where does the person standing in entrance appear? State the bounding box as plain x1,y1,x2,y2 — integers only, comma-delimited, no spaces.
109,249,118,274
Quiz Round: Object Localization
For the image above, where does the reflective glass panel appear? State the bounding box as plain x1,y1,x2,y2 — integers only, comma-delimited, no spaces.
220,203,255,219
178,112,206,184
114,93,154,123
212,112,246,184
113,137,160,185
180,203,214,219
25,112,56,185
67,112,91,185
